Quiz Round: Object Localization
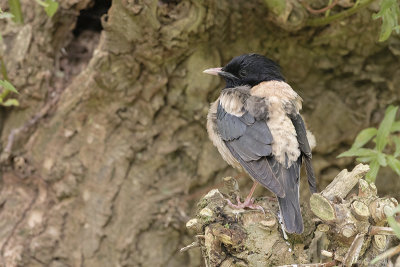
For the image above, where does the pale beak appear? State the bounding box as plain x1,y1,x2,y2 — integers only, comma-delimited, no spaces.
203,67,222,76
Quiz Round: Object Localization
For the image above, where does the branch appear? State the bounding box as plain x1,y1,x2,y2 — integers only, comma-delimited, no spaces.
300,0,339,14
305,0,375,27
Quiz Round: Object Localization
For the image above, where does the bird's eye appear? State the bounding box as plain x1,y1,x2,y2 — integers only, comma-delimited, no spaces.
239,69,247,78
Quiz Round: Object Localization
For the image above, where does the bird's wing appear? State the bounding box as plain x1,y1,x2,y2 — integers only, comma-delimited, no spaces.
289,113,317,193
216,96,285,197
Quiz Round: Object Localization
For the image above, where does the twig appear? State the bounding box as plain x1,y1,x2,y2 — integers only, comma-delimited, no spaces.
300,0,339,14
180,241,199,252
371,244,400,264
369,226,397,236
0,92,61,163
344,233,365,266
305,0,375,27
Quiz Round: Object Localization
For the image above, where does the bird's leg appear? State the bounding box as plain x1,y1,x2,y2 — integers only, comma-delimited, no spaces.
226,182,264,212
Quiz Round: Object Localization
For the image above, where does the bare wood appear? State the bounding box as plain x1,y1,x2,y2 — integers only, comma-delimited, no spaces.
321,250,333,258
321,164,369,200
369,226,396,236
179,241,199,252
371,244,400,264
317,224,330,232
343,234,365,267
373,235,387,252
351,201,370,221
310,193,336,221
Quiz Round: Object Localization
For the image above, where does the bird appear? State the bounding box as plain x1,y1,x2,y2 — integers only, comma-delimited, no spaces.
204,53,317,234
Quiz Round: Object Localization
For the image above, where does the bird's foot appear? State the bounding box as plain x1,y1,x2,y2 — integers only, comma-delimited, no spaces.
226,196,265,213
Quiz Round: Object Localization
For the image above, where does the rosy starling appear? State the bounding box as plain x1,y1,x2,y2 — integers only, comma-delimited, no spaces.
204,54,316,234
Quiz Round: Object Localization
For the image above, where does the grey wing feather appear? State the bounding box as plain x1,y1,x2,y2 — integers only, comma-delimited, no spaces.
216,103,254,141
228,121,273,161
290,113,317,193
216,101,284,197
226,144,285,197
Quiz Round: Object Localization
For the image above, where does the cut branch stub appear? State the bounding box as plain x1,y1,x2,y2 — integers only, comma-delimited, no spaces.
351,200,370,221
369,198,398,224
321,164,370,200
358,179,377,198
373,235,387,252
310,193,336,221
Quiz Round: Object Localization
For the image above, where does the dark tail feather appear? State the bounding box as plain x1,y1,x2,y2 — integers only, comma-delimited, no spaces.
277,162,303,234
278,192,303,234
304,156,317,194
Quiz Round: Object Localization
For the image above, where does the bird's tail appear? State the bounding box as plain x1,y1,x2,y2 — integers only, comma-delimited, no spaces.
277,162,303,234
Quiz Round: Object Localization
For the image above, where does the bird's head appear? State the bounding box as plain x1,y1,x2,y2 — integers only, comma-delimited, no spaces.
203,54,285,88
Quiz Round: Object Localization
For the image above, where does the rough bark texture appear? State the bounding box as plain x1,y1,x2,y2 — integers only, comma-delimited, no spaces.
0,0,399,266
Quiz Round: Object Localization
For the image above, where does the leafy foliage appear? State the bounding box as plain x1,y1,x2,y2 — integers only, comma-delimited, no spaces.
386,205,400,239
7,0,23,23
0,79,19,107
0,8,14,43
373,0,400,42
338,105,400,182
35,0,59,18
0,56,19,107
0,8,14,19
6,0,59,23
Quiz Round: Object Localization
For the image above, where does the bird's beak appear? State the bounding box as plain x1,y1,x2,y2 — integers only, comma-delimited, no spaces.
203,67,223,76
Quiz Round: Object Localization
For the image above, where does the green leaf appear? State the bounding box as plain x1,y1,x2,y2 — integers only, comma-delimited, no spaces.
387,155,400,176
0,98,19,106
8,0,23,24
377,152,387,167
356,156,374,163
385,205,400,239
0,80,19,94
393,136,400,157
337,148,377,158
352,127,378,149
44,0,59,18
373,0,400,42
387,216,400,239
0,12,14,19
376,105,398,152
366,159,380,182
392,121,400,132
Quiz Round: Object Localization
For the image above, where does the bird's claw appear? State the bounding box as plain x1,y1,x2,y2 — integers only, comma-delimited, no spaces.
226,196,265,214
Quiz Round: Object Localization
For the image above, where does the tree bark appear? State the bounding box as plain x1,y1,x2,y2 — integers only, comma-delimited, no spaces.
0,0,399,266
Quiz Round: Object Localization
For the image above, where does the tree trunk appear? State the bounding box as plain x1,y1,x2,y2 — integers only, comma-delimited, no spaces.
0,0,399,266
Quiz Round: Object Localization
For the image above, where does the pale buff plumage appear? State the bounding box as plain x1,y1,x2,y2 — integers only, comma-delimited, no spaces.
207,81,312,169
251,81,303,167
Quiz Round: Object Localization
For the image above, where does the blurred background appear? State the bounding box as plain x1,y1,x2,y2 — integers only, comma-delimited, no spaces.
0,0,399,266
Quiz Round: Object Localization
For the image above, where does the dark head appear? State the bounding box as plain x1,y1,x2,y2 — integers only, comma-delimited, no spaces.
203,54,285,88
